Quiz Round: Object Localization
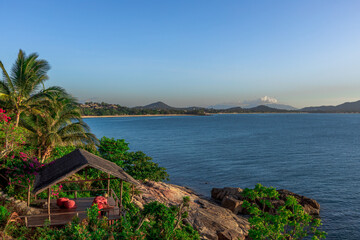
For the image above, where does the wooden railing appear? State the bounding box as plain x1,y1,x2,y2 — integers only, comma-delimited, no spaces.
110,188,121,212
20,187,123,227
61,188,108,199
19,208,118,227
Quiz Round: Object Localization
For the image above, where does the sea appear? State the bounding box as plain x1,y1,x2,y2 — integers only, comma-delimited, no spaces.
84,113,360,239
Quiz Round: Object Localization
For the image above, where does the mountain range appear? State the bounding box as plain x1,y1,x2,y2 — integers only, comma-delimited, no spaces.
208,102,297,111
300,100,360,112
137,100,360,113
135,102,290,113
80,99,360,116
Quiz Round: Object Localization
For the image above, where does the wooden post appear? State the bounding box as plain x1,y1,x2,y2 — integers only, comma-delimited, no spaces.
27,185,31,207
47,188,51,215
119,180,123,215
107,173,110,195
74,191,77,199
34,194,37,201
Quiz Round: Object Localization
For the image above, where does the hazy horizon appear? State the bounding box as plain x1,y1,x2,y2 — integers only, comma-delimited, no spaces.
1,1,360,108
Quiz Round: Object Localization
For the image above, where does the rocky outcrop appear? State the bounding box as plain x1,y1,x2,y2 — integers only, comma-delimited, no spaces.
211,187,320,216
134,181,250,240
277,189,320,215
211,187,243,202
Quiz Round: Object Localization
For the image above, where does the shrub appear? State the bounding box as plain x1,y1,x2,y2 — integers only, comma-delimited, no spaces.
0,205,10,225
242,183,327,240
99,137,169,181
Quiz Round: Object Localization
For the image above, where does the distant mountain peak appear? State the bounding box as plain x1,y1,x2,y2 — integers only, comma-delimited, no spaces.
138,101,176,110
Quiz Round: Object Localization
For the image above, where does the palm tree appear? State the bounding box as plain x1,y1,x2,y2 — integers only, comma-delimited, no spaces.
0,49,59,126
22,92,99,162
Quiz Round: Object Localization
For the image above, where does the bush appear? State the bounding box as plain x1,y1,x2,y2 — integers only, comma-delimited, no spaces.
0,205,10,225
99,137,169,181
242,184,327,240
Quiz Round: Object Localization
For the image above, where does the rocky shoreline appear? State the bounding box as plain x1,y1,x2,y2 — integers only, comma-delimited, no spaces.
133,181,321,240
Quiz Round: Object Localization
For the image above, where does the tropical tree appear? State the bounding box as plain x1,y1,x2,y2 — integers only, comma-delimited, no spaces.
0,49,63,126
21,92,98,162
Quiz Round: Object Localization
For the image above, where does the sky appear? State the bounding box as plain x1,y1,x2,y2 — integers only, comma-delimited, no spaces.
1,0,360,108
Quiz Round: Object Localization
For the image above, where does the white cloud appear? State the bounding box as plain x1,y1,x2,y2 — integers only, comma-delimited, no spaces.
260,96,278,104
240,96,279,107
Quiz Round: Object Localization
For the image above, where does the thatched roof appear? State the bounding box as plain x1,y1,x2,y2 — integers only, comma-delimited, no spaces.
33,149,139,194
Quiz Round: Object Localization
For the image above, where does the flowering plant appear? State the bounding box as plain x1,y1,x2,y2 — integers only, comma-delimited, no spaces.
0,108,27,160
5,152,44,186
0,109,11,122
51,184,63,197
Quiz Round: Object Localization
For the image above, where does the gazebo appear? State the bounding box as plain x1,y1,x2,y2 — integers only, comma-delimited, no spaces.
23,149,139,227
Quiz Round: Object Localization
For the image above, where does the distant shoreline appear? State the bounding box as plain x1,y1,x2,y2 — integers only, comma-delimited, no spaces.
81,112,297,119
81,114,200,118
81,112,360,119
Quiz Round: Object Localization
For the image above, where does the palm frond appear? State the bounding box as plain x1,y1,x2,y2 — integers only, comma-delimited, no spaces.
0,61,15,92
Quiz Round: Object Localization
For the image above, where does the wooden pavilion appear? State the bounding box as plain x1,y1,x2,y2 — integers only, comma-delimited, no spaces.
21,149,139,227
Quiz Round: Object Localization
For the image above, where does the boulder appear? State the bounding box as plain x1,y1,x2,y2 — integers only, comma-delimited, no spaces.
278,189,320,215
211,187,243,201
221,196,243,214
134,181,249,240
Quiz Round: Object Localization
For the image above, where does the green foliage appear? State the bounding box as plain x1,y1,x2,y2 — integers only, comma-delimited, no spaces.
113,196,199,240
49,145,99,162
137,196,199,239
48,145,77,161
0,109,28,161
0,51,98,162
0,50,52,126
122,151,169,181
99,137,169,181
0,206,10,225
98,137,129,160
242,184,327,240
21,92,99,162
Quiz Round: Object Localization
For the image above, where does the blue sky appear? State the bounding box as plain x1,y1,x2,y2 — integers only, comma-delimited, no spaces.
1,1,360,108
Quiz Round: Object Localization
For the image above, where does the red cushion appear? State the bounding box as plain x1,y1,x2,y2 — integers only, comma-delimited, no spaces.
57,198,69,207
64,200,76,209
93,196,108,205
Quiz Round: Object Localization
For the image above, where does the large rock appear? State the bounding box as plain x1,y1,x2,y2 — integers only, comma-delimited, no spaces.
134,181,249,240
211,187,243,201
221,196,243,214
277,189,320,215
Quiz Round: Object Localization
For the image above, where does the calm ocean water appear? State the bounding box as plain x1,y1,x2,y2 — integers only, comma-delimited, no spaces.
85,114,360,239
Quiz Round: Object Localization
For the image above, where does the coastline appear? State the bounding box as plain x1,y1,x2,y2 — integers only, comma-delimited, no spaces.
81,112,360,119
81,112,306,118
81,114,199,118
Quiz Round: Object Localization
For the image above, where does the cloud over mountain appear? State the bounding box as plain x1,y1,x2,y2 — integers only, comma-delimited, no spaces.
208,96,296,110
240,96,297,110
260,96,278,104
241,96,278,107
